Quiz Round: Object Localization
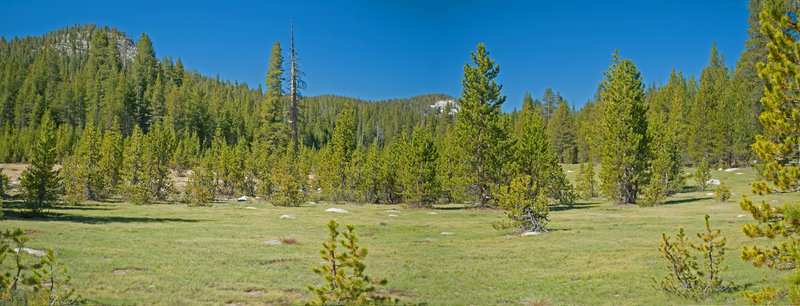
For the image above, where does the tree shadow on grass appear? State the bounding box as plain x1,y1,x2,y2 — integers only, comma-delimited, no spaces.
1,200,113,211
662,196,707,205
0,209,202,224
550,200,602,212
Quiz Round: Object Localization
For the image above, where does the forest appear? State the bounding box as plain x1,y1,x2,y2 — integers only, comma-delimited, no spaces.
0,0,799,304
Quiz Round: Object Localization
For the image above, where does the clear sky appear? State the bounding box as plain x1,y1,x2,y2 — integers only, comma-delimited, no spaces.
0,0,749,111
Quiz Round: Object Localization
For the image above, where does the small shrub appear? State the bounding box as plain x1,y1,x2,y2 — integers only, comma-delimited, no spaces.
0,228,79,303
494,175,549,232
715,181,731,202
653,215,732,300
280,236,298,245
308,219,394,305
186,165,216,206
694,158,711,192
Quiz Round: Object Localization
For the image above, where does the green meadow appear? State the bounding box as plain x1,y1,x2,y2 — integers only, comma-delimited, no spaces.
0,166,789,304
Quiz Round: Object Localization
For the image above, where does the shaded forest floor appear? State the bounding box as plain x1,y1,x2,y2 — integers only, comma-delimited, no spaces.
0,166,793,304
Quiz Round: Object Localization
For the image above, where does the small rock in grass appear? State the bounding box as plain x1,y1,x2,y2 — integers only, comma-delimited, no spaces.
423,238,435,243
237,195,249,201
736,172,744,175
245,207,257,210
706,179,721,185
14,248,46,257
717,168,723,171
724,168,740,172
325,208,349,213
440,232,454,235
521,231,542,236
384,210,401,213
280,215,296,220
264,240,283,245
737,214,746,218
566,170,574,173
705,193,715,196
427,212,438,215
388,214,398,217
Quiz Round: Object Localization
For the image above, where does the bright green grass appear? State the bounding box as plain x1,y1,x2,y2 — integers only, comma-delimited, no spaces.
0,166,793,304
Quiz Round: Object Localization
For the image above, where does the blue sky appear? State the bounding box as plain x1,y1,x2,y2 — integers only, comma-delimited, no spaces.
0,0,749,111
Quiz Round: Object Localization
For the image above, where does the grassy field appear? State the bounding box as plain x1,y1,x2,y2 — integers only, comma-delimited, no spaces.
0,165,794,304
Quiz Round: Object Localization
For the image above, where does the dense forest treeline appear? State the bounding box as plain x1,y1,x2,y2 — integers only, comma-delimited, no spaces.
0,0,783,209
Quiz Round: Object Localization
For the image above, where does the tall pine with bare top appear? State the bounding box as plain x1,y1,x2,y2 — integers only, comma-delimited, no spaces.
599,50,649,204
739,1,800,303
456,43,508,206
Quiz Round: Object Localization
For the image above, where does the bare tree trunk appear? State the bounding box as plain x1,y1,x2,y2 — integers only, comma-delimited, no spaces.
290,21,299,154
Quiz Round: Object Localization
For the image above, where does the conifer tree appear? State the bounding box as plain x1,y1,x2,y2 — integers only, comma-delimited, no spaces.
599,50,649,204
576,159,597,199
258,41,290,153
19,111,60,214
122,125,149,204
186,156,216,206
643,118,685,206
739,2,800,302
144,120,174,201
694,157,711,192
512,102,575,206
319,103,356,201
98,117,123,197
546,99,577,163
72,119,103,200
493,175,549,232
456,43,508,206
400,126,440,206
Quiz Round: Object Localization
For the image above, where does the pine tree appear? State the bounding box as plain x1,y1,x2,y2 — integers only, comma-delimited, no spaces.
19,111,60,214
319,103,356,201
122,125,149,204
512,102,575,206
456,43,508,206
144,120,174,201
599,50,649,204
547,99,577,163
308,219,390,305
643,118,685,206
576,159,597,199
186,156,216,206
400,126,440,206
694,157,711,192
98,117,123,198
739,2,800,302
687,43,730,165
72,119,103,200
493,175,549,232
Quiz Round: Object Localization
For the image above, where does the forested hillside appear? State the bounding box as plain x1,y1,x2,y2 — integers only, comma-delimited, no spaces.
0,0,778,209
0,24,455,162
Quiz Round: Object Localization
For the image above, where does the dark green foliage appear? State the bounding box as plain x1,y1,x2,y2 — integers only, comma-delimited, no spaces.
122,125,150,204
512,102,575,207
546,99,577,163
308,219,391,305
653,215,731,301
19,112,60,214
456,43,509,206
599,50,649,204
400,126,440,206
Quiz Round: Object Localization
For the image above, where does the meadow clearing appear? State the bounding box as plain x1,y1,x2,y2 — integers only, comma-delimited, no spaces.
0,165,789,304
